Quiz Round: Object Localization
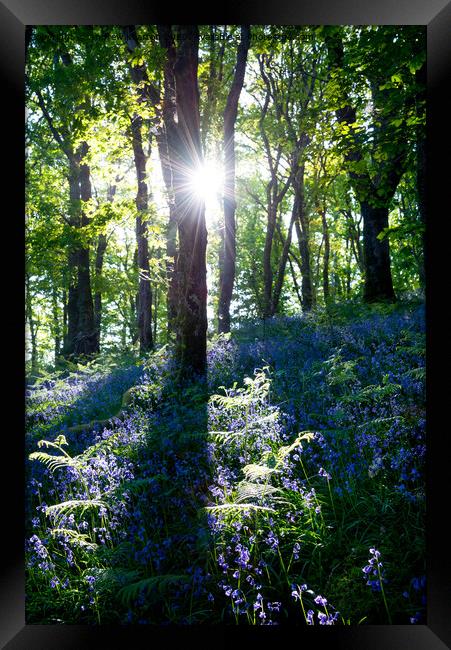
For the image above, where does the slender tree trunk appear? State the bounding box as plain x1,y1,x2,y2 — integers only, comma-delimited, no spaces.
321,209,330,302
165,209,178,335
94,233,107,350
76,146,97,355
154,26,179,337
131,116,153,353
63,159,81,356
345,237,352,297
288,254,303,307
25,278,39,376
263,205,277,317
153,288,158,343
271,200,297,315
293,166,313,311
123,25,155,354
93,182,115,351
218,25,250,333
52,286,61,365
129,294,138,345
62,288,67,343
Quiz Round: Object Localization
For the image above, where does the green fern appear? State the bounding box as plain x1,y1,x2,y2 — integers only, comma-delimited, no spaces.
118,574,191,606
242,463,277,481
45,498,107,523
272,431,315,466
205,502,275,514
79,430,124,460
49,528,98,550
28,451,82,474
235,481,286,504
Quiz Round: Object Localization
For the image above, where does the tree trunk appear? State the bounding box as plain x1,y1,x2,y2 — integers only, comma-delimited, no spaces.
293,166,313,311
156,26,179,337
131,116,153,353
321,210,330,302
361,201,396,302
263,205,277,318
63,159,81,356
129,294,138,345
93,181,115,351
153,288,158,343
25,277,39,376
76,147,97,355
52,286,61,365
62,288,67,343
94,232,107,350
218,25,250,333
271,200,297,315
123,25,156,354
161,25,208,376
345,237,352,297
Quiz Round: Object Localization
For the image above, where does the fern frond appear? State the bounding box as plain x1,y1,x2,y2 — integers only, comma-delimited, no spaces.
45,498,107,521
79,430,124,460
403,367,425,380
205,503,275,513
49,528,98,550
210,429,245,444
274,431,315,464
235,481,282,502
37,437,71,455
28,452,81,474
242,463,277,481
95,567,141,590
37,434,69,449
118,574,191,606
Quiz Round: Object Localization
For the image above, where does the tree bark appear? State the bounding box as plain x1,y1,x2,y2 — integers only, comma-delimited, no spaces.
361,202,395,302
93,182,115,351
131,115,153,353
160,25,208,376
63,158,81,356
262,205,277,317
123,26,154,354
75,145,97,355
321,210,330,302
62,288,67,343
155,25,180,337
218,25,250,333
293,166,314,311
25,276,39,376
271,198,297,315
94,232,107,350
52,286,61,365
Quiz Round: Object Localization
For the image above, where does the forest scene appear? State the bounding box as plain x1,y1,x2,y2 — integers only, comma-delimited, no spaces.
25,25,426,625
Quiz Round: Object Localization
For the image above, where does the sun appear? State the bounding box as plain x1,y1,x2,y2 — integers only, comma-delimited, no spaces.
188,162,223,206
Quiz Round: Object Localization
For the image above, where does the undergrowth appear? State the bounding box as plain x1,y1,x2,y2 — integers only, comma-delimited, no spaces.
25,301,426,625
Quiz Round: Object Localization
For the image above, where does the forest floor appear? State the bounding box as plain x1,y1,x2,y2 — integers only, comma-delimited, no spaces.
25,300,425,625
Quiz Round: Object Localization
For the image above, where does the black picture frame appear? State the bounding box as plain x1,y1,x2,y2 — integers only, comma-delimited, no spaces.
1,0,450,647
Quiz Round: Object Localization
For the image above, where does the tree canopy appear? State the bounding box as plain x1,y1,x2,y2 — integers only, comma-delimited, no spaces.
25,24,425,375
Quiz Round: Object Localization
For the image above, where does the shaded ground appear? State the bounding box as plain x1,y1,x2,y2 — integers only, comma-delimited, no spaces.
25,301,426,625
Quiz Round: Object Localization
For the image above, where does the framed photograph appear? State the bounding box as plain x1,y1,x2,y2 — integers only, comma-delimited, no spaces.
1,0,450,647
